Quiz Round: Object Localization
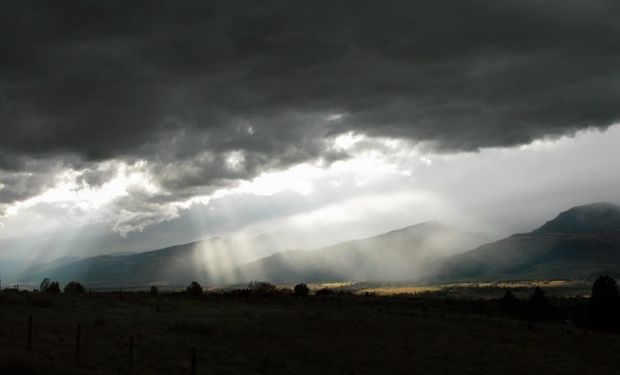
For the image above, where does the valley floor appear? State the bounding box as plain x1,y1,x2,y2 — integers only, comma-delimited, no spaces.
0,291,619,374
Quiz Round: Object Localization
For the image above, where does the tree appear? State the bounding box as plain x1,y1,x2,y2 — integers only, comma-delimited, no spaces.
589,275,620,330
46,281,61,294
40,278,51,292
186,281,203,297
150,285,159,295
63,281,85,294
293,283,310,298
528,287,548,320
248,281,276,294
500,290,520,314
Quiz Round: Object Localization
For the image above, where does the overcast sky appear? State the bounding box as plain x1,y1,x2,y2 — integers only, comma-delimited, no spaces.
1,0,619,262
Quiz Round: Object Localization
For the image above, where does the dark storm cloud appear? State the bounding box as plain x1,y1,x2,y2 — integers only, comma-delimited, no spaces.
0,171,54,207
0,158,67,209
1,0,619,193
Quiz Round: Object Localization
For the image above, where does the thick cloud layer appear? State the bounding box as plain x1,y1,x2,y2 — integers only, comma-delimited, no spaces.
1,0,619,220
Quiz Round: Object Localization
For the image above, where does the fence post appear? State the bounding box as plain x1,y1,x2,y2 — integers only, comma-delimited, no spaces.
128,334,134,374
191,347,197,375
27,314,32,351
75,324,82,363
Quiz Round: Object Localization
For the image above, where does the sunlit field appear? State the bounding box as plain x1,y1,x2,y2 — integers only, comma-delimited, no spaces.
352,280,590,298
1,284,619,375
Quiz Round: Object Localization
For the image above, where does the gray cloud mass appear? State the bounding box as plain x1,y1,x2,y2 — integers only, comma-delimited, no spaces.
1,0,619,206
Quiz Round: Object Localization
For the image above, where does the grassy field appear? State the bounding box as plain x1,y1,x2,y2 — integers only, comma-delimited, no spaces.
350,280,592,298
0,289,619,375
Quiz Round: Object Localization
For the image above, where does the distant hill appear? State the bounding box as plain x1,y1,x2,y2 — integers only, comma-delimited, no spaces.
21,221,485,287
439,202,620,281
534,202,620,235
22,202,620,287
19,235,281,287
235,221,487,283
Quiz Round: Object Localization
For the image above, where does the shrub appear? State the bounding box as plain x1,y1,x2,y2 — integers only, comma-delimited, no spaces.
227,288,251,299
589,275,620,331
273,287,293,298
63,281,85,294
500,291,520,314
315,288,334,296
186,281,203,297
39,278,51,292
46,282,61,294
528,287,548,321
248,281,276,294
293,283,310,298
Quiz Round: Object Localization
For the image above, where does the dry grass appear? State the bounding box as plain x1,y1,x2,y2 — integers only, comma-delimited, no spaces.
355,285,442,295
0,291,619,374
447,280,583,288
340,280,588,298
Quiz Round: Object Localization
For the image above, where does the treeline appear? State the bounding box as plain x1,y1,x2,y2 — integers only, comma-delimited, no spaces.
495,275,620,332
38,278,85,294
181,281,336,299
3,276,620,332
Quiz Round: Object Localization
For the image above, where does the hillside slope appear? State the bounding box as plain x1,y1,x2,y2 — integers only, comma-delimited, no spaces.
440,202,620,280
236,221,486,283
23,221,485,286
20,235,279,287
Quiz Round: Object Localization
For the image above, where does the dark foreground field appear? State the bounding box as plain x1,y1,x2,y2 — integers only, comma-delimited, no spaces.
1,289,619,375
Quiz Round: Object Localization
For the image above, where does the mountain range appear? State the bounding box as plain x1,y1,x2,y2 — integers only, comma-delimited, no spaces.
235,221,486,283
439,202,620,280
15,202,620,287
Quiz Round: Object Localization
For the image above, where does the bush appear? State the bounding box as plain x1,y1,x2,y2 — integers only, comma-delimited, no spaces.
39,278,51,292
528,287,548,321
63,281,85,294
186,281,203,297
248,281,276,294
227,288,251,299
500,291,520,314
46,282,61,294
293,283,310,298
315,288,334,296
38,279,61,294
589,275,620,331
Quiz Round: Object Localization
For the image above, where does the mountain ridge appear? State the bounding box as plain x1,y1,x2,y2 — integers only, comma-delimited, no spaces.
439,202,620,281
534,202,620,234
17,202,620,286
20,221,485,286
235,221,487,283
